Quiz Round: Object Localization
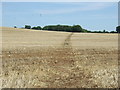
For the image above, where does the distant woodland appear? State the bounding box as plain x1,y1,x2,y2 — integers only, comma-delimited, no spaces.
14,25,119,33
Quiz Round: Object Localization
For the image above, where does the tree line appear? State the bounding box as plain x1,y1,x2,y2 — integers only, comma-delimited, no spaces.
14,25,119,33
116,26,120,33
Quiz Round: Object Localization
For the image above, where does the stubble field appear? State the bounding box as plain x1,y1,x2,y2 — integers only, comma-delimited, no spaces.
1,27,118,88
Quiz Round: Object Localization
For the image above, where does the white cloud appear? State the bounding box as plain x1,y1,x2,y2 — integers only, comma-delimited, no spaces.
36,3,115,15
1,0,119,2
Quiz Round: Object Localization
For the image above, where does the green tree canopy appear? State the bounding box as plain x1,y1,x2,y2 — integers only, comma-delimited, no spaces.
32,26,42,30
72,25,83,32
42,25,83,32
116,26,120,33
25,25,31,29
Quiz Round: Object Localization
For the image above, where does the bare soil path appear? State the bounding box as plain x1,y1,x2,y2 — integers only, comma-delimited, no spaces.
63,33,73,48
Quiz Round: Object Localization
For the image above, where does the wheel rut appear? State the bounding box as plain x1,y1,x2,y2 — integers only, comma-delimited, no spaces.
62,32,74,49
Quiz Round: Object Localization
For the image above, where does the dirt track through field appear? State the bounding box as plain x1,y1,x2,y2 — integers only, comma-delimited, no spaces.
63,32,73,48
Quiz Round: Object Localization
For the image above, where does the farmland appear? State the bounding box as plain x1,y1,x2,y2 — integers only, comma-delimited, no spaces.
1,27,118,88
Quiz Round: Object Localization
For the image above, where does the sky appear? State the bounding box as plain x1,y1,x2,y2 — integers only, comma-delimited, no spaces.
2,2,118,31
